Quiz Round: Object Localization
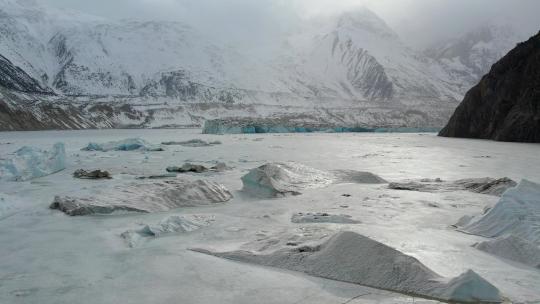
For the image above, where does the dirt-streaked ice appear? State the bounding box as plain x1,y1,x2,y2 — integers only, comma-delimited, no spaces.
193,231,502,303
291,212,360,224
389,177,516,196
473,235,540,268
241,162,386,197
50,180,233,215
461,179,540,245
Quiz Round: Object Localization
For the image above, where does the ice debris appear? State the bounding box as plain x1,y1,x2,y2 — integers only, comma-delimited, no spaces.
73,169,111,179
473,235,540,268
332,170,388,184
82,138,163,152
192,231,501,303
161,139,222,147
50,180,233,216
166,162,229,174
389,177,516,196
136,173,177,180
460,179,540,245
121,214,215,247
241,162,385,198
241,162,334,197
291,212,360,224
0,143,65,181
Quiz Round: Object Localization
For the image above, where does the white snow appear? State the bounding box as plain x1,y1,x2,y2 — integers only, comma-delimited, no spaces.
461,179,540,245
0,142,65,181
0,0,505,125
50,179,233,215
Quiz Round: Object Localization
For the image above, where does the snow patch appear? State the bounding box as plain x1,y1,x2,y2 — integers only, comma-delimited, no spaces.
50,180,233,216
0,142,65,181
193,231,501,303
82,138,163,152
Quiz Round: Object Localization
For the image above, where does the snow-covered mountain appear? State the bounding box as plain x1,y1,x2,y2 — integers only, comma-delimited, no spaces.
0,0,527,130
425,25,527,92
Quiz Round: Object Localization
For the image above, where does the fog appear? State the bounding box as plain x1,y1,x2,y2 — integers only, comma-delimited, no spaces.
35,0,540,48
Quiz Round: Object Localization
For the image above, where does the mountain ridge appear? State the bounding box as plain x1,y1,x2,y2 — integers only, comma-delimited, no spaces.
0,0,530,131
439,31,540,142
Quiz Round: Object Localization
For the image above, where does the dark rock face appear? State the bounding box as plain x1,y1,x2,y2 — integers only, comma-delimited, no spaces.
439,32,540,142
0,55,53,94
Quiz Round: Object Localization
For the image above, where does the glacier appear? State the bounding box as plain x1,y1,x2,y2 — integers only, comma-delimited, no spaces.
202,118,442,135
0,142,65,181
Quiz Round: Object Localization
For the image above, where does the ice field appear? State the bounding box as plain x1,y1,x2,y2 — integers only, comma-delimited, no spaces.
0,129,539,304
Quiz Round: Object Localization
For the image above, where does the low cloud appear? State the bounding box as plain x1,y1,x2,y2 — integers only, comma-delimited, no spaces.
35,0,540,48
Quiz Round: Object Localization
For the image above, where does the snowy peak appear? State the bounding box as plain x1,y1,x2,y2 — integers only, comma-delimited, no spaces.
0,1,464,102
425,24,526,87
336,7,399,41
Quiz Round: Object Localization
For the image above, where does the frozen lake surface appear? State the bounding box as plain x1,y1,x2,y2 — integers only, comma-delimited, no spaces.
0,129,539,303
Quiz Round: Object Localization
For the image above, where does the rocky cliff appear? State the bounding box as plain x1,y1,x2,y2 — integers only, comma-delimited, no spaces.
439,32,540,142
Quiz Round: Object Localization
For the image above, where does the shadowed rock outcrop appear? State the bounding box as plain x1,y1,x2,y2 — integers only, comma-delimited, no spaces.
439,32,540,142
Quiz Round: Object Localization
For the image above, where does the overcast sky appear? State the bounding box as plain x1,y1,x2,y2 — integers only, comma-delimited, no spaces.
35,0,540,48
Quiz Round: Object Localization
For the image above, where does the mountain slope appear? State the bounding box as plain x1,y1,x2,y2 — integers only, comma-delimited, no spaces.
439,31,540,142
0,1,526,131
0,54,52,94
426,25,526,92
